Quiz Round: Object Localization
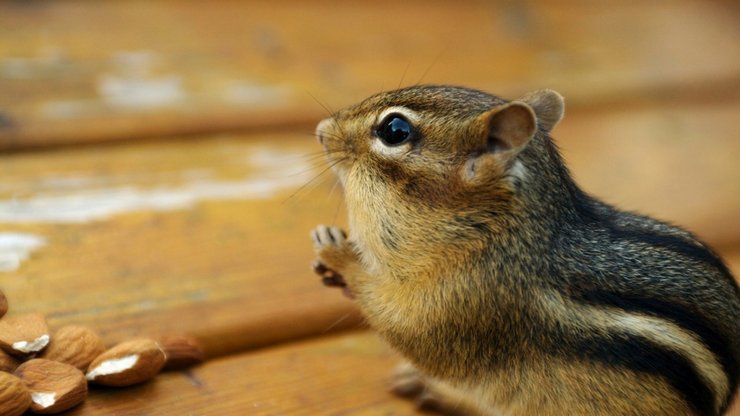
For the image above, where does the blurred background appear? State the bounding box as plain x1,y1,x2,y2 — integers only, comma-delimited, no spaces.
1,1,739,240
0,1,739,414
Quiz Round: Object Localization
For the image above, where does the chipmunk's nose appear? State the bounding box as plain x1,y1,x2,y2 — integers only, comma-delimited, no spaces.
315,117,334,146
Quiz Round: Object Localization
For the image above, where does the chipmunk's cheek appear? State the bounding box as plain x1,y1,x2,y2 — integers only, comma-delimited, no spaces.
331,165,349,186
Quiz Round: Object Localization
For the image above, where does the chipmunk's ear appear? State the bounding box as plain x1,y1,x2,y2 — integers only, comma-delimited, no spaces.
483,102,537,152
519,89,564,132
461,102,536,185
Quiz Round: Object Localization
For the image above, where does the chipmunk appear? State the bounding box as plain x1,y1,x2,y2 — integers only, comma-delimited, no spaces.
309,85,740,415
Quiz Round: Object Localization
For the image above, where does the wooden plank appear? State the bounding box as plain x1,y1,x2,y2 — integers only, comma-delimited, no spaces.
66,330,423,416
0,133,363,358
69,317,740,415
1,0,739,149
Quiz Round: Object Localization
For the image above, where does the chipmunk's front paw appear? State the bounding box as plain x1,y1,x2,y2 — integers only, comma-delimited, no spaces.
310,225,354,297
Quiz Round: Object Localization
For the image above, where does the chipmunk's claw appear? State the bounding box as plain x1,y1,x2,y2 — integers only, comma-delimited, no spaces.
310,224,347,248
310,225,354,298
312,259,347,287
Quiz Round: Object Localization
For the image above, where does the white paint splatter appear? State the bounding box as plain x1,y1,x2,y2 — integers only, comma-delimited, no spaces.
0,233,46,272
98,74,185,108
223,81,292,106
246,147,307,170
0,174,307,224
111,50,158,75
39,99,98,119
31,392,57,409
0,47,67,79
0,170,213,195
12,334,50,353
87,354,139,380
0,146,313,224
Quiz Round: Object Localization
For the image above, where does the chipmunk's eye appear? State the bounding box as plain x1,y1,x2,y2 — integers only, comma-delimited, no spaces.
376,114,413,146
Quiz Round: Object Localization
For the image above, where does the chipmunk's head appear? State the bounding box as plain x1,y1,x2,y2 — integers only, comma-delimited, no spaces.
314,86,567,334
315,86,564,210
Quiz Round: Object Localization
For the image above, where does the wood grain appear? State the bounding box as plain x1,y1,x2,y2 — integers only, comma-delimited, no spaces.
0,134,364,358
64,322,740,416
66,331,423,416
1,0,738,149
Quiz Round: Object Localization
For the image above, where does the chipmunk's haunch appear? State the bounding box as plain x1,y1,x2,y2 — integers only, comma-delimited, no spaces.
310,85,740,415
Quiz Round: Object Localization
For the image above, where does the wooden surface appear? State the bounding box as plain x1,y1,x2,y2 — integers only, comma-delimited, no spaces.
64,329,740,416
1,0,739,149
0,0,739,414
66,331,421,416
0,134,364,358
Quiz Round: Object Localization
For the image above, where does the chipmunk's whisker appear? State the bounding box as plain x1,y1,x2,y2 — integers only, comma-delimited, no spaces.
306,90,336,120
322,313,351,333
283,157,346,204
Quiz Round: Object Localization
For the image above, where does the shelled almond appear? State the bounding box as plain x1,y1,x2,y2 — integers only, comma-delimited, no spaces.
0,348,21,372
157,335,205,370
0,289,205,412
0,312,50,357
86,338,166,386
40,325,106,371
15,359,87,414
0,371,32,416
0,289,7,319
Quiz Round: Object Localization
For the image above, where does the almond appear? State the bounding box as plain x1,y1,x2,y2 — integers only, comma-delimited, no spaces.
0,312,50,357
15,359,87,414
0,289,7,319
157,335,205,370
0,371,31,416
40,325,106,371
0,348,21,372
86,338,166,386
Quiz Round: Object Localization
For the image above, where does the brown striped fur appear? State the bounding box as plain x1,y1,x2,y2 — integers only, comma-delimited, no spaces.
310,85,740,415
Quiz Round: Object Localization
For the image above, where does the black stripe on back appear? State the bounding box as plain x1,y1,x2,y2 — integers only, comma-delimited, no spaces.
613,229,736,291
567,185,739,296
572,332,716,415
573,290,737,412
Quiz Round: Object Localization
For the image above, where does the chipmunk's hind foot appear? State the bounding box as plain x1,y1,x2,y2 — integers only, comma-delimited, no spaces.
391,362,486,416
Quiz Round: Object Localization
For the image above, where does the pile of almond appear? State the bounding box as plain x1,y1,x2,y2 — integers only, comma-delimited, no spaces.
0,289,204,415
